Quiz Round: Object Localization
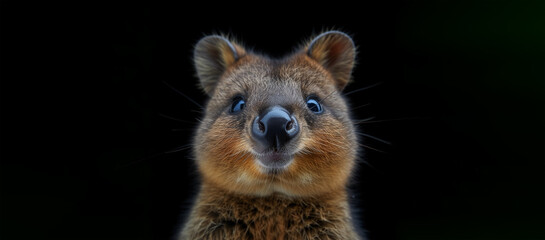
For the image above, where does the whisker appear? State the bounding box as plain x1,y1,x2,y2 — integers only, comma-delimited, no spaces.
165,144,193,154
237,152,252,165
343,82,382,96
159,113,195,124
162,81,204,109
194,118,204,124
350,103,371,111
358,143,386,153
357,158,382,173
357,132,392,145
356,117,427,124
191,109,204,114
353,116,376,124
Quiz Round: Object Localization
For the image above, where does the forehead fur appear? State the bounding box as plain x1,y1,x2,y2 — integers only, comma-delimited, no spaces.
215,54,336,97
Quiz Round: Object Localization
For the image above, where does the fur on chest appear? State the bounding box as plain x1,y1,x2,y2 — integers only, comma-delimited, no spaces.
181,187,360,240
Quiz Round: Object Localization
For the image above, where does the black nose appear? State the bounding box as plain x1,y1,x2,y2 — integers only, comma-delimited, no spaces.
252,106,299,151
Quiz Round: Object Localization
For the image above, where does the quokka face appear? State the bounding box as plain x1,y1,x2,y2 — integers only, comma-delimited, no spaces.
192,31,358,197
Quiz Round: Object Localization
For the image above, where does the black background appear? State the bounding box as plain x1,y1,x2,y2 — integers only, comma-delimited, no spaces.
1,1,544,240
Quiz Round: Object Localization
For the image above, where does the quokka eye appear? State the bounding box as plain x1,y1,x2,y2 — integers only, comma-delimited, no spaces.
306,96,323,114
230,96,246,114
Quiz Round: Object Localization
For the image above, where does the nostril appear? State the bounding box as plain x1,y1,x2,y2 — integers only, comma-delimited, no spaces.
258,121,266,133
252,117,266,138
285,120,294,131
286,116,299,137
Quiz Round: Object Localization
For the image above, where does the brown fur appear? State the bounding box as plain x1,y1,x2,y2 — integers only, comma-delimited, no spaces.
180,185,359,240
180,31,362,239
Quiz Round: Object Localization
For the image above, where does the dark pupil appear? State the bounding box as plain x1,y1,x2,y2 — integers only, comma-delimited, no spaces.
307,99,321,112
231,98,245,113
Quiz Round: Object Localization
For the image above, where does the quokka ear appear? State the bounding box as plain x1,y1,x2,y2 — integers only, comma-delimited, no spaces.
194,35,245,95
306,31,356,91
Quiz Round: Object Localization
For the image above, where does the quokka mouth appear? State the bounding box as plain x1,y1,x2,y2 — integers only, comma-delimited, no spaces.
254,151,294,173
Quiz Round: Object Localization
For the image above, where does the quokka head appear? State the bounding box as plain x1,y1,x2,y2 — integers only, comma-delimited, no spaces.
192,31,359,197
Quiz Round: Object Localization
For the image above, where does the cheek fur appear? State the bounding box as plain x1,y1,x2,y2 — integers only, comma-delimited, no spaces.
196,117,272,194
195,111,357,196
281,116,356,195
